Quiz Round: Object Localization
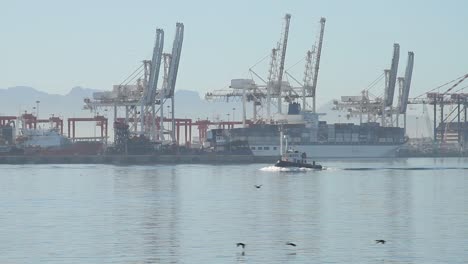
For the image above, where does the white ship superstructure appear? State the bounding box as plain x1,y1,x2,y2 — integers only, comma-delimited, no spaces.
249,144,400,158
19,128,70,148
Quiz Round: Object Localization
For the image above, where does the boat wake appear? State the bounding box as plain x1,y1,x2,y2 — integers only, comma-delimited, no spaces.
260,166,319,172
341,167,468,171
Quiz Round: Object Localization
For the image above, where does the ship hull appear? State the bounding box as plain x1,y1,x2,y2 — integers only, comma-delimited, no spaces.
275,160,323,169
24,142,103,156
251,144,401,158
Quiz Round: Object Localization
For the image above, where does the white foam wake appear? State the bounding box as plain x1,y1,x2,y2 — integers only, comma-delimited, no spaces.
259,166,313,172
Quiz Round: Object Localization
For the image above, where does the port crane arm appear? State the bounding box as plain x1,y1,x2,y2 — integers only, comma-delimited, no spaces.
276,14,291,114
442,73,468,95
385,43,400,107
311,17,326,112
143,29,164,106
399,52,414,114
166,23,184,98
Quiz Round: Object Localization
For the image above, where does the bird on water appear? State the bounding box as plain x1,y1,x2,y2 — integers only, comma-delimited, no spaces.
375,240,386,244
254,185,262,189
286,242,296,247
237,243,245,249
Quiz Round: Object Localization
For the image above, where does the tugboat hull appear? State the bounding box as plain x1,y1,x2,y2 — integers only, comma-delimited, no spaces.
275,160,322,170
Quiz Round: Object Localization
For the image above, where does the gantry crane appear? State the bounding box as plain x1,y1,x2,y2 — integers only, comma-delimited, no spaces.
284,17,326,113
205,15,327,124
407,73,468,144
83,23,184,144
332,46,414,131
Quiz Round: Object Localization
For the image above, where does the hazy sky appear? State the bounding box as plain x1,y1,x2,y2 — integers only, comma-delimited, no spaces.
2,0,467,105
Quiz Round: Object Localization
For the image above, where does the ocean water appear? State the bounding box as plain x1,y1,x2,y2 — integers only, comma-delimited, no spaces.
1,158,468,263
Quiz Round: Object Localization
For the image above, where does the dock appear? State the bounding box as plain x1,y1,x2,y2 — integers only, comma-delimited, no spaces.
0,154,277,165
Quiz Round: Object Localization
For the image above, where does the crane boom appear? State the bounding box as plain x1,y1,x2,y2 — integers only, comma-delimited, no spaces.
442,73,468,95
386,43,400,107
399,51,414,114
166,23,184,98
144,29,164,105
311,17,326,112
276,14,291,114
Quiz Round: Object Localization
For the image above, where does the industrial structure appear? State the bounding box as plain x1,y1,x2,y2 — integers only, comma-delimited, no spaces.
83,23,185,150
205,15,327,123
1,14,468,159
202,15,411,158
332,45,414,132
407,74,468,147
332,42,468,152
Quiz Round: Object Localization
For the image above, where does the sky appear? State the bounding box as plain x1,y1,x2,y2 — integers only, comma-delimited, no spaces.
2,0,468,107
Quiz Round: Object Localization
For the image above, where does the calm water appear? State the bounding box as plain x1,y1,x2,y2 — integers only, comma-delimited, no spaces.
1,158,468,263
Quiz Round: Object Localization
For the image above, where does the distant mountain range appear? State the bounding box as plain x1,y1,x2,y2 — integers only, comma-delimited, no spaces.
0,86,243,120
0,86,100,118
0,86,429,138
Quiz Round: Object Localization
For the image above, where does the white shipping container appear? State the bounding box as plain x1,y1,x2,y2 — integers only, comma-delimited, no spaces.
341,95,364,102
93,91,116,100
230,79,255,89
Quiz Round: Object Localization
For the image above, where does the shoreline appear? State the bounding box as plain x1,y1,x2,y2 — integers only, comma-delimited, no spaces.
0,153,467,165
0,154,277,165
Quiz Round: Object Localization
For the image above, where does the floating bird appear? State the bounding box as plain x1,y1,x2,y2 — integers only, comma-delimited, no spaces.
254,185,262,189
237,243,245,249
375,240,386,244
286,242,296,247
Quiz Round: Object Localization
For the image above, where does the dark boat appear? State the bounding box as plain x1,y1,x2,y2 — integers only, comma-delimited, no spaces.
274,150,322,169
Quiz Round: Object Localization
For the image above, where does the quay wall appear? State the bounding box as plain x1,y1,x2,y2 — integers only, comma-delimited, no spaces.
0,154,277,165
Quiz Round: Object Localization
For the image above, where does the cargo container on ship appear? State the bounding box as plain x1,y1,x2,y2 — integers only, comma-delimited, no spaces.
206,110,406,158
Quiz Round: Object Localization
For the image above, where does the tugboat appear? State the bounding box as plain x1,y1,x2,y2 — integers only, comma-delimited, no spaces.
275,149,323,169
274,126,322,169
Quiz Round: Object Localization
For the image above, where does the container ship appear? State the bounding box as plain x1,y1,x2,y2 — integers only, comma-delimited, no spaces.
204,15,413,159
207,104,406,158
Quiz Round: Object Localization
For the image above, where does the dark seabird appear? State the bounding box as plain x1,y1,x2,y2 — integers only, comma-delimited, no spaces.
375,240,386,244
237,243,245,249
254,185,262,189
286,242,296,247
